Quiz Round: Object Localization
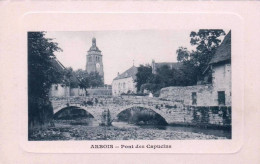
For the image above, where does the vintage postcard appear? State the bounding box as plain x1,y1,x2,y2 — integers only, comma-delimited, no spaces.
3,1,260,163
19,12,244,154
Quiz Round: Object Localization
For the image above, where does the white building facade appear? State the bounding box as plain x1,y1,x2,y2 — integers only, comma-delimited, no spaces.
211,63,231,106
112,66,138,96
49,84,70,98
49,85,85,98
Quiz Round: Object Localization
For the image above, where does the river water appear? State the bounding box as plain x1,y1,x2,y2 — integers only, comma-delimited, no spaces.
29,118,231,140
87,119,231,139
112,122,231,139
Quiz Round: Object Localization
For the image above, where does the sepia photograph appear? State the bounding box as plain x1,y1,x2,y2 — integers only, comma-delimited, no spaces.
2,0,260,163
28,29,232,141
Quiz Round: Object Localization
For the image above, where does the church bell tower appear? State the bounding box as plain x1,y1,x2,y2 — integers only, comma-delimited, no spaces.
86,37,104,84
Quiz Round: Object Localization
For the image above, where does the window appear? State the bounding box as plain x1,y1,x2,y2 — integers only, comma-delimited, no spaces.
192,92,197,105
55,85,58,90
218,91,225,105
89,56,92,62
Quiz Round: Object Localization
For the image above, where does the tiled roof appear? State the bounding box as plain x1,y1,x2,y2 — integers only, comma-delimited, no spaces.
88,45,101,52
209,31,231,64
50,58,80,87
113,66,138,81
154,62,183,70
50,58,66,72
70,72,81,86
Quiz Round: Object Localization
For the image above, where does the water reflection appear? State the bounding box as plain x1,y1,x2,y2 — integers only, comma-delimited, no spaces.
57,118,231,139
111,121,231,139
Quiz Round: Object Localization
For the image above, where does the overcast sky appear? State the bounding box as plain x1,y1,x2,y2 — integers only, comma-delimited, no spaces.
46,30,226,85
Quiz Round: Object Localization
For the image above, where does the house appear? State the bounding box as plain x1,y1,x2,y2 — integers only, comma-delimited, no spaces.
112,66,138,96
207,30,231,106
49,58,85,98
151,60,183,74
49,58,70,98
160,31,231,106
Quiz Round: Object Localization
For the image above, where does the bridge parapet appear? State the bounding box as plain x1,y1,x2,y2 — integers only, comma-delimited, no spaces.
51,96,187,124
50,96,231,127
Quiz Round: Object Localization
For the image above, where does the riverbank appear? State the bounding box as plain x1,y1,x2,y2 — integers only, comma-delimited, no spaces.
29,121,229,140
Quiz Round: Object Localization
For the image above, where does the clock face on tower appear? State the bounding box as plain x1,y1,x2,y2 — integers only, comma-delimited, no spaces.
96,63,100,70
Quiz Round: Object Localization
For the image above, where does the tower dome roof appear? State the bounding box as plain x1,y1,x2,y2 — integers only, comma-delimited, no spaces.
88,37,101,52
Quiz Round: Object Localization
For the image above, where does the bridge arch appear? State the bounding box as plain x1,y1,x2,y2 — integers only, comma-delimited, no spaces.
113,105,170,124
53,105,101,121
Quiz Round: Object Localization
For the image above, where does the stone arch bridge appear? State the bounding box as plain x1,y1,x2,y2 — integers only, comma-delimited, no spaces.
50,96,190,124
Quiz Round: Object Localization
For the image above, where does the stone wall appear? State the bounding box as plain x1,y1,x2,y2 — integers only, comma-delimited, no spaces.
70,88,85,96
168,106,231,127
162,105,231,128
160,85,214,106
86,88,112,96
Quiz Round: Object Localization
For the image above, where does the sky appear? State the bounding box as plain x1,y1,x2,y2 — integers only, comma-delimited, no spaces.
45,30,226,85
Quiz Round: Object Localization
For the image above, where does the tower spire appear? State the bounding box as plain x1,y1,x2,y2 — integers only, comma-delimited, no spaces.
92,37,96,46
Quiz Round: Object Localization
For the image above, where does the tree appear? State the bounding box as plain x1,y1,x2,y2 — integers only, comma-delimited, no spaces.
87,72,104,88
176,47,190,63
75,69,89,89
177,29,226,76
75,69,103,89
154,65,174,87
153,65,196,87
178,63,198,85
28,32,63,98
135,64,198,96
135,64,154,92
28,32,63,129
63,67,80,88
